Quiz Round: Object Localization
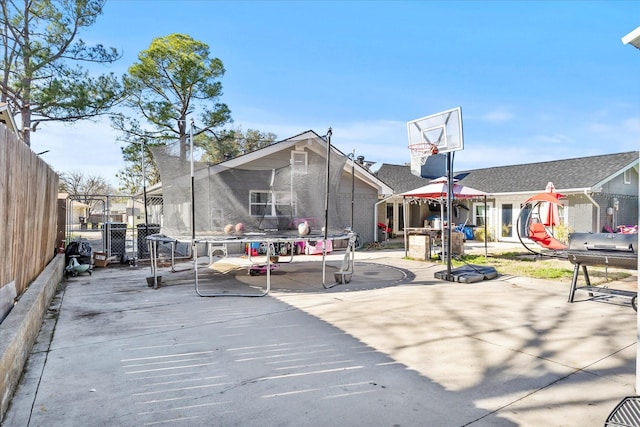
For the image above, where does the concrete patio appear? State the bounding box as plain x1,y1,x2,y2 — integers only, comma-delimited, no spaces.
1,246,637,426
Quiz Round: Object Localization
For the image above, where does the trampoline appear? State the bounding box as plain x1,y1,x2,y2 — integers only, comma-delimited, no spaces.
146,231,355,295
146,127,359,296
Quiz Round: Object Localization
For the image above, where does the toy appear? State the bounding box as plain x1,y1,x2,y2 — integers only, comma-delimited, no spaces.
298,221,310,235
248,263,279,276
65,255,93,277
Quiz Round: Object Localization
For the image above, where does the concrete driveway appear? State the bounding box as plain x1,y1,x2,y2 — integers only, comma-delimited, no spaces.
2,247,636,426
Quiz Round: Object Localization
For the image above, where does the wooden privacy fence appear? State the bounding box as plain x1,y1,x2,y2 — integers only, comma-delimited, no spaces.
0,125,58,298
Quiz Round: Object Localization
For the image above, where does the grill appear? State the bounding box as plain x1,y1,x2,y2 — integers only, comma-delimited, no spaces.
567,232,637,268
567,232,638,310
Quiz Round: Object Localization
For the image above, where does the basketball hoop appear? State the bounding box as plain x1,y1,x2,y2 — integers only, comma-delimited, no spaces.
408,142,439,165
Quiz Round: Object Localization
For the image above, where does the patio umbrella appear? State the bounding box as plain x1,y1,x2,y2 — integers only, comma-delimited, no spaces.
525,182,565,227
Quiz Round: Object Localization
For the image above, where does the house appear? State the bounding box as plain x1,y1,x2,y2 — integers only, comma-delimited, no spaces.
0,103,18,136
149,130,393,245
375,151,639,243
59,193,91,230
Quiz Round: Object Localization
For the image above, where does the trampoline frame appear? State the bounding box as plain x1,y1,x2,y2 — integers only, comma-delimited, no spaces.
147,232,354,297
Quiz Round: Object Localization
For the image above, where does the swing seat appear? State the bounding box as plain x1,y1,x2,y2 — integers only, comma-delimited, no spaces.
528,222,567,251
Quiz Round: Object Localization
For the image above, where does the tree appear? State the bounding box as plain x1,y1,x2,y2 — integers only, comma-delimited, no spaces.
59,171,114,219
200,127,278,164
115,135,159,195
113,33,232,164
116,127,278,193
0,0,123,146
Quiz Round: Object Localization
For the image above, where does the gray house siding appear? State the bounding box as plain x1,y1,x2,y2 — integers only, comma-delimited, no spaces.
597,169,639,230
150,129,393,247
234,132,393,246
339,191,378,243
337,171,379,244
375,151,638,242
567,197,596,234
616,197,639,228
221,145,352,236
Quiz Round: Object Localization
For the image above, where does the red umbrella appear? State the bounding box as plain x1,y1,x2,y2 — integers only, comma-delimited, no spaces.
524,182,565,227
525,192,564,204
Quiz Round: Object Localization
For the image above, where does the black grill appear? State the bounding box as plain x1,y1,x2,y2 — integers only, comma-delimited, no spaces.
567,232,638,310
567,232,637,270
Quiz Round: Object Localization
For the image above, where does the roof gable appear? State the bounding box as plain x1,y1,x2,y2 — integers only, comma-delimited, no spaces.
151,129,393,195
219,130,322,168
229,129,392,194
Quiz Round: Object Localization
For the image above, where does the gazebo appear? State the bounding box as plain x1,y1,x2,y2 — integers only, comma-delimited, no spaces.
400,177,489,260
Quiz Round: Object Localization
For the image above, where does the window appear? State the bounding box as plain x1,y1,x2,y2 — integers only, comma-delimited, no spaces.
250,190,297,217
501,204,513,238
474,204,486,226
291,151,307,174
623,169,631,185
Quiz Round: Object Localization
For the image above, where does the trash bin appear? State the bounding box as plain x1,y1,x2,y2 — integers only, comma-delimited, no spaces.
463,225,475,241
137,223,160,258
65,239,92,265
103,222,127,258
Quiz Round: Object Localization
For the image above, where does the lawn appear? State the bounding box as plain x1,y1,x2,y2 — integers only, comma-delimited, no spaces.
370,242,634,285
454,251,632,285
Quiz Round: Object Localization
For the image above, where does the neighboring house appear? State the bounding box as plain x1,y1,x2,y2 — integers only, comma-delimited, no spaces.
63,195,90,230
149,130,393,244
376,151,639,243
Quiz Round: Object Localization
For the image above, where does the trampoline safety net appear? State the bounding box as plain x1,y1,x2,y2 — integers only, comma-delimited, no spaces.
150,136,351,238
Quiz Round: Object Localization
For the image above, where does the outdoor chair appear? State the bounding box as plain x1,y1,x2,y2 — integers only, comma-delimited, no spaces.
528,222,567,251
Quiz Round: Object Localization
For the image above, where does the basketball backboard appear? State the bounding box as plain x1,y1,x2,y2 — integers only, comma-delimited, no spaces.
407,107,464,177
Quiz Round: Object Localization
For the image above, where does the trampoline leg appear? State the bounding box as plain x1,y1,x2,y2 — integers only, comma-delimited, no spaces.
323,236,353,289
170,241,176,272
195,241,269,298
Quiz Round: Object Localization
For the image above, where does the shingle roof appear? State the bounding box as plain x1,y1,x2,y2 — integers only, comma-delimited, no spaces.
374,163,432,194
375,151,639,195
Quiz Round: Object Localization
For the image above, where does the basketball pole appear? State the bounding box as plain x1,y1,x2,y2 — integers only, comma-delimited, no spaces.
446,151,453,280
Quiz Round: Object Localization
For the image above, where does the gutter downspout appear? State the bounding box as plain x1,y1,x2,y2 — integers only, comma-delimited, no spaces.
583,189,600,232
374,195,395,243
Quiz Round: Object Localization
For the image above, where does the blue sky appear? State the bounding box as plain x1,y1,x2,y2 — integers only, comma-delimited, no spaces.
32,1,640,186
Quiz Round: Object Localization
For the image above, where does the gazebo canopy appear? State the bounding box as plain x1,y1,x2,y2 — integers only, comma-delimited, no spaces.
400,177,486,199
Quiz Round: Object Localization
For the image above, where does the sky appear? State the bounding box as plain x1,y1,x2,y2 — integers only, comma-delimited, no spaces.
30,0,640,187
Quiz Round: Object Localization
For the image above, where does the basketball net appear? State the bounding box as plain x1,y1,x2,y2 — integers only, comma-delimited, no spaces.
409,142,439,166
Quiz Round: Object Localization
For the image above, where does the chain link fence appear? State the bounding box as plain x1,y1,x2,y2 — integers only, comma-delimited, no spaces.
66,194,166,261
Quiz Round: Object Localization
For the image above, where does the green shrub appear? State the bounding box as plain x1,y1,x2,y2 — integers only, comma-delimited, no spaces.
553,223,572,244
473,227,495,242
